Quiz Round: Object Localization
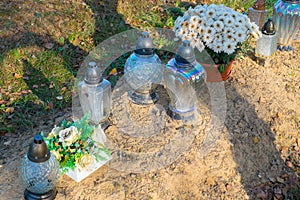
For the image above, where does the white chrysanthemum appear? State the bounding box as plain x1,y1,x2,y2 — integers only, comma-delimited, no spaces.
224,16,235,27
196,41,205,52
222,11,231,18
198,26,206,36
184,6,194,18
205,26,216,36
236,15,245,26
223,41,236,55
196,17,204,26
224,27,233,35
212,41,223,53
214,33,223,42
188,21,197,31
181,21,189,29
231,11,238,19
203,33,213,43
189,31,198,40
206,7,216,19
213,21,224,32
182,33,193,42
249,22,261,39
218,15,225,22
194,5,206,15
207,41,215,49
176,28,188,37
234,30,247,42
224,33,235,41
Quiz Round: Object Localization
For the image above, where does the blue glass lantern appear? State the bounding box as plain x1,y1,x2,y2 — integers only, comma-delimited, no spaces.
273,0,300,50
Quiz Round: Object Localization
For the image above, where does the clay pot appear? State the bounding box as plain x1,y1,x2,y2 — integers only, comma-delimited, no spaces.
201,60,234,82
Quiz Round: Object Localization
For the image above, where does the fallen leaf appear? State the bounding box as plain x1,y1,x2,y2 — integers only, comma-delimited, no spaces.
5,107,14,113
276,112,282,118
40,83,46,87
61,87,67,91
14,73,22,78
109,68,118,75
253,136,259,143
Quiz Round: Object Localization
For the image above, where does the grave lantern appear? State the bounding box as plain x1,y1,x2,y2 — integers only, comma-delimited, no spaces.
273,0,300,50
164,40,205,120
255,18,278,58
78,61,111,126
124,32,162,105
20,134,60,200
248,0,268,30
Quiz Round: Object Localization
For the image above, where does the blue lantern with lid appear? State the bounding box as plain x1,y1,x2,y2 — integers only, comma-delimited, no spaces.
273,0,300,50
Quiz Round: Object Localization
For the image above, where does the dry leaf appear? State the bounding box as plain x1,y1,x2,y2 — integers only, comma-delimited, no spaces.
253,136,259,143
109,68,118,75
5,107,14,113
48,101,54,110
14,73,22,79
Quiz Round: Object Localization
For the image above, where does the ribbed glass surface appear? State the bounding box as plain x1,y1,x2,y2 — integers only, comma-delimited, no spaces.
124,53,162,92
20,155,60,194
255,33,278,57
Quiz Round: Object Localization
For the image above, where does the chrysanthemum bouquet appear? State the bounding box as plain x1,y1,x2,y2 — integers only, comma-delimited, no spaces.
173,4,261,71
43,115,111,174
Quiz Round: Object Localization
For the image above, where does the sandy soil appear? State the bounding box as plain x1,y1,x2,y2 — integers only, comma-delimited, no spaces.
0,41,299,200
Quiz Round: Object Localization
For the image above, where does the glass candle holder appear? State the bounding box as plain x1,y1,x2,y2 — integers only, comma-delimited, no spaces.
124,32,162,105
273,0,300,50
164,40,205,121
20,134,60,200
255,18,278,58
248,0,268,29
78,61,111,125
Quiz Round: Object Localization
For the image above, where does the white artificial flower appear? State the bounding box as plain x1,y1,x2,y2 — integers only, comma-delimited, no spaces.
196,41,205,52
58,126,79,146
213,21,224,32
223,41,236,55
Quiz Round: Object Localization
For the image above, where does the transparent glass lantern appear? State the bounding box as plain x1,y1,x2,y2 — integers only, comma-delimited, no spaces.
255,18,278,58
248,0,268,30
124,32,162,105
164,40,205,121
273,0,300,50
78,61,111,126
20,134,60,200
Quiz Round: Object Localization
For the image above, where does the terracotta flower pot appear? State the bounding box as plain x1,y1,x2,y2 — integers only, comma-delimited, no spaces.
201,60,234,82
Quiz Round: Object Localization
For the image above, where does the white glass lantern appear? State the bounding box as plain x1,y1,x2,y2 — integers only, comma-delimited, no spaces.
164,40,205,120
124,32,162,105
78,61,111,126
273,0,300,50
20,134,60,200
255,19,278,58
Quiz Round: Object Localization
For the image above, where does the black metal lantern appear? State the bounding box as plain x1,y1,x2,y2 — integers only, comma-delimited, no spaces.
20,134,60,200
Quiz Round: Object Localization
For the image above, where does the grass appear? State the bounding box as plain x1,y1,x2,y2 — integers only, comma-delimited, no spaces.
0,0,277,133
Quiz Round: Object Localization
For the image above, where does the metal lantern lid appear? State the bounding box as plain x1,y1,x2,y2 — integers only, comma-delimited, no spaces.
282,0,300,4
252,0,266,10
84,61,103,85
134,32,155,56
175,40,196,65
27,134,50,163
262,18,276,35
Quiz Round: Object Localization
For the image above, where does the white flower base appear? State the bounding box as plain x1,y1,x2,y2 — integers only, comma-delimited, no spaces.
66,127,111,182
66,152,111,182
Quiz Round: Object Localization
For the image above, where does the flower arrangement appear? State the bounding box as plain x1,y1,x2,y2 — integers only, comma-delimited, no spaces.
173,4,262,72
43,115,111,174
